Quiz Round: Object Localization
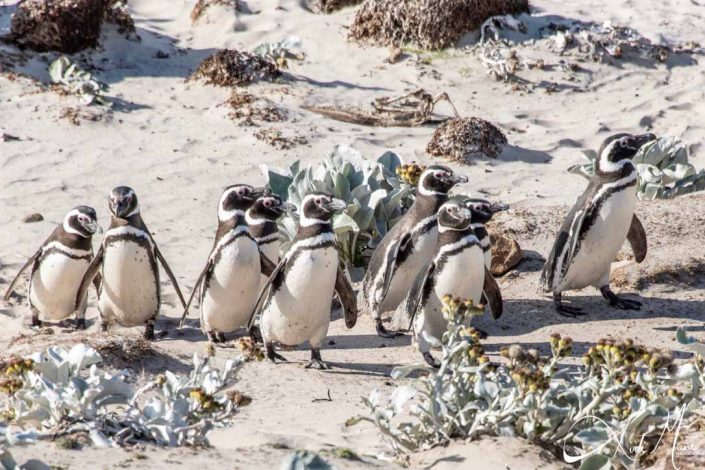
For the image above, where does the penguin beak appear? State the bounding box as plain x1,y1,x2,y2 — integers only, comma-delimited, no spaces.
446,173,469,185
489,202,509,214
84,220,102,234
115,201,130,218
633,133,657,150
249,187,269,201
281,202,297,213
324,198,347,212
456,207,473,220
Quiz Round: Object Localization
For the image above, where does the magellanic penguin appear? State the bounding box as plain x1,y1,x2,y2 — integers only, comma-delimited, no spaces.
460,197,509,269
540,133,656,316
246,193,296,267
360,165,468,338
3,206,102,329
250,193,358,369
75,187,187,339
178,185,277,343
394,198,503,367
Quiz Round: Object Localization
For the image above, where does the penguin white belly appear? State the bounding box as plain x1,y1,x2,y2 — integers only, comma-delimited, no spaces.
100,241,159,326
201,238,261,333
29,253,89,320
415,246,485,345
258,240,280,288
560,186,637,291
379,228,438,312
262,247,338,348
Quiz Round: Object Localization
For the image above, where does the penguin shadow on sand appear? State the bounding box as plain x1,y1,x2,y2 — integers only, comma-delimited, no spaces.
473,293,705,339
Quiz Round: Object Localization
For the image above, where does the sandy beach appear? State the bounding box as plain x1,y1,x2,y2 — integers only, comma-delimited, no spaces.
1,0,705,468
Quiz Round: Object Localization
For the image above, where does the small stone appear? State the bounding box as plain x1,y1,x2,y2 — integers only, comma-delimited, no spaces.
387,47,403,64
22,213,43,223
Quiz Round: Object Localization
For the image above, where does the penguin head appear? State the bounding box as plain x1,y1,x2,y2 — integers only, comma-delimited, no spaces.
109,186,140,219
248,194,296,222
597,133,656,174
218,184,267,222
418,165,468,197
300,193,346,226
438,199,473,232
460,197,509,225
63,205,102,238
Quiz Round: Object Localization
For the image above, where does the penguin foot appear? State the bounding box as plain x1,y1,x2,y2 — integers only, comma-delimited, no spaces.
28,317,42,328
75,319,87,331
216,331,227,343
265,343,288,363
422,352,441,368
601,287,642,311
144,324,156,341
473,327,489,340
207,331,225,343
553,294,586,318
375,320,404,338
248,326,263,344
305,349,330,370
100,322,109,333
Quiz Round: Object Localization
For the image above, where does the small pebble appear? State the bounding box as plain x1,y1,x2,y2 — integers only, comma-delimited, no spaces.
23,213,43,223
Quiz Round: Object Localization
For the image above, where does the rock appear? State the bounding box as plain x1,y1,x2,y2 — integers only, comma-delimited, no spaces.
488,229,522,276
22,213,43,223
387,47,403,64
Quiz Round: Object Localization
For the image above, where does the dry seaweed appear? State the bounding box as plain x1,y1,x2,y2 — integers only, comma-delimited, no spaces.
191,0,240,24
253,128,307,150
309,0,363,13
223,90,287,126
349,0,530,50
426,117,507,162
190,49,280,87
304,89,458,127
104,0,138,39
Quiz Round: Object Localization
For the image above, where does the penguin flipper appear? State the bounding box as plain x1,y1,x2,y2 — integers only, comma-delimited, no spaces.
178,259,213,328
378,233,412,303
75,245,104,311
335,266,358,328
154,245,187,310
627,214,647,263
540,204,589,292
247,256,288,330
403,261,435,331
482,267,503,320
260,253,277,276
3,249,42,301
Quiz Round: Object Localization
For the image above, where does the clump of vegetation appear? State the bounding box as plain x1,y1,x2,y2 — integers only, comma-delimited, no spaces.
262,147,418,279
190,50,280,87
224,90,287,126
308,0,363,14
10,0,137,53
0,343,252,448
349,0,530,50
427,117,507,162
49,56,109,106
191,0,241,23
349,297,705,469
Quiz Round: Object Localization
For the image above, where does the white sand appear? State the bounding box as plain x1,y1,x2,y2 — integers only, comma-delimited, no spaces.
1,0,704,468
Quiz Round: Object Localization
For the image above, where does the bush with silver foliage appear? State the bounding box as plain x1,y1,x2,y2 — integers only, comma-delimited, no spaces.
349,296,705,469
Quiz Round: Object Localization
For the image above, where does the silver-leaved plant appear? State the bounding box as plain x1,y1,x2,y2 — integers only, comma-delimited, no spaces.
569,136,705,200
48,56,110,106
349,296,705,470
0,344,247,450
261,145,415,280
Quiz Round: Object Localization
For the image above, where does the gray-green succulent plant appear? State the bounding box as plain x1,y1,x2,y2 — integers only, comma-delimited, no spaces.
49,56,110,106
261,145,415,280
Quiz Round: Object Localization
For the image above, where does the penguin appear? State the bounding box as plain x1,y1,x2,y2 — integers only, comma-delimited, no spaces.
393,198,503,367
250,192,358,369
74,186,187,339
246,193,296,267
540,133,656,316
3,206,102,329
177,185,277,343
460,197,509,269
359,165,468,338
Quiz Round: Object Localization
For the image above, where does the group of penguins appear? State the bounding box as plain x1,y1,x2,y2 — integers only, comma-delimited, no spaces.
3,132,656,369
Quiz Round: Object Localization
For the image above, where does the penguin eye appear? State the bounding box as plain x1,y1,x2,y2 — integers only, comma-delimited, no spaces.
264,199,272,208
315,198,322,205
237,188,246,197
434,171,445,179
620,138,632,148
